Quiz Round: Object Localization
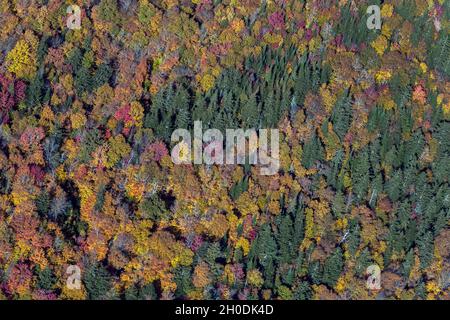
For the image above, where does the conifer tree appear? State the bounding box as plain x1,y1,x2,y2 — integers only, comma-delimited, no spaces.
84,263,113,300
256,224,278,288
277,213,294,264
331,89,352,141
417,231,434,269
351,147,370,202
322,248,344,287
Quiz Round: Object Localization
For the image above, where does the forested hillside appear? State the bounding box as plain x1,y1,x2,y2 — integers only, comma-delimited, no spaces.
0,0,449,300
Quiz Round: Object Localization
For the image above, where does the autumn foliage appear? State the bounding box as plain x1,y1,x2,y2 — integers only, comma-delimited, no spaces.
0,0,449,300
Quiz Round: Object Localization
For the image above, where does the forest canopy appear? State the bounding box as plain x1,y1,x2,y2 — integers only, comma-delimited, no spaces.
0,0,449,300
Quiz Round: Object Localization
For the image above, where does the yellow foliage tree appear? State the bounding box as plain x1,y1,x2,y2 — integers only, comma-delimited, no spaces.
106,134,131,168
6,32,38,79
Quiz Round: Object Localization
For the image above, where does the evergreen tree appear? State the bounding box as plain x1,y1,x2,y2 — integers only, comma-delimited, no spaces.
327,150,344,191
256,224,278,288
74,66,93,95
346,219,361,256
350,147,370,202
92,63,113,89
292,201,305,249
322,248,344,287
434,208,450,236
331,89,352,140
277,213,294,264
84,263,113,300
386,169,402,202
124,283,157,300
308,260,322,285
401,249,415,278
36,267,56,291
293,281,312,300
174,266,193,298
355,247,372,277
241,93,260,128
417,231,434,269
332,191,346,218
302,133,324,169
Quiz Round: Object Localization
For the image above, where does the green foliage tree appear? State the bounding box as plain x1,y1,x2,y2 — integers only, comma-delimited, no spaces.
322,248,344,287
84,263,113,300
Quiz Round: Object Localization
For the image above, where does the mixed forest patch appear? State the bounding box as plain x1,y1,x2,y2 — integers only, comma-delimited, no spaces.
0,0,449,300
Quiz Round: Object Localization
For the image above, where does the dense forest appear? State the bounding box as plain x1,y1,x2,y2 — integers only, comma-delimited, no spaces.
0,0,449,300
